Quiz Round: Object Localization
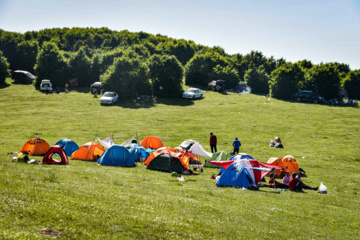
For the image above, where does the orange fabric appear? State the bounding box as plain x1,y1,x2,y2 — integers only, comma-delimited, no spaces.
71,142,105,161
144,147,196,168
140,136,164,149
19,137,50,156
282,155,299,174
266,157,284,177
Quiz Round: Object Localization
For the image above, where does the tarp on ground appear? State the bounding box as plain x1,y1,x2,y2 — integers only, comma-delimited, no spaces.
179,139,213,157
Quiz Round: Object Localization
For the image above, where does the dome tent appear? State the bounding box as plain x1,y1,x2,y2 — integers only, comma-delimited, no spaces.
55,139,79,156
97,145,136,167
19,137,51,156
42,145,69,165
71,142,105,161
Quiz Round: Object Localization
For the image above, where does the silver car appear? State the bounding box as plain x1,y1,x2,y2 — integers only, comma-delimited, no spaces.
100,91,119,105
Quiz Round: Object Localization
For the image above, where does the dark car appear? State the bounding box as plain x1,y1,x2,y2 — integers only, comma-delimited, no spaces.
295,90,325,104
207,80,226,93
12,70,35,84
90,81,101,94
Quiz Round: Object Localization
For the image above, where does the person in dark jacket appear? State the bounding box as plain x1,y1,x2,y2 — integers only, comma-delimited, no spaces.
232,137,241,154
210,132,217,153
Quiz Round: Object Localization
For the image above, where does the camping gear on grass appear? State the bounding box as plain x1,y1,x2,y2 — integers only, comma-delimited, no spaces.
97,145,136,167
125,143,150,162
319,182,327,194
43,145,69,165
19,137,51,156
54,139,79,156
282,155,299,174
71,142,105,161
216,162,256,188
147,153,185,174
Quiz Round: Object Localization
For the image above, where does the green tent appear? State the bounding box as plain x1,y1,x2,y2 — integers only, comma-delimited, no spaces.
204,151,233,168
147,153,185,174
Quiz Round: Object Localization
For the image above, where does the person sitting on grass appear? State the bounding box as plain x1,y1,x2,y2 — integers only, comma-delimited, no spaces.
288,172,318,191
282,171,291,186
268,172,288,189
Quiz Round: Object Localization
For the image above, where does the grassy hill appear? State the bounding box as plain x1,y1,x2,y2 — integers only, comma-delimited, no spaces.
0,80,359,239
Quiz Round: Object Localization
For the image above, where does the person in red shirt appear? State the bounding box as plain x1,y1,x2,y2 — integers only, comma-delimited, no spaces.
210,132,217,153
288,172,318,191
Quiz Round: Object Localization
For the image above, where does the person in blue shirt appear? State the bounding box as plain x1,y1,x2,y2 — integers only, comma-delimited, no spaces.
232,137,241,154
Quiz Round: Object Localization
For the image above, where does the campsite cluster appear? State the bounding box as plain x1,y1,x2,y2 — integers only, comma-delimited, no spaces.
15,135,319,191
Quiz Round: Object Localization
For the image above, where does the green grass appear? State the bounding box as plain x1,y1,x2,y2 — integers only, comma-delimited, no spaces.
0,79,359,239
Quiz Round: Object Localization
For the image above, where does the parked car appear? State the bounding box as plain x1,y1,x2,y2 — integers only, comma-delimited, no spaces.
295,90,325,104
207,80,226,93
40,79,53,91
11,70,35,84
182,88,203,99
90,81,101,94
100,91,118,105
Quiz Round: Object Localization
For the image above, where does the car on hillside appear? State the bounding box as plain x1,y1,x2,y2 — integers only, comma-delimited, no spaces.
40,79,53,91
207,79,226,93
295,90,325,104
182,88,204,99
100,91,118,105
90,81,101,94
12,70,35,84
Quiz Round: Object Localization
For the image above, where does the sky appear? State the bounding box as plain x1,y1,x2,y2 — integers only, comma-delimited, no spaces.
1,0,359,70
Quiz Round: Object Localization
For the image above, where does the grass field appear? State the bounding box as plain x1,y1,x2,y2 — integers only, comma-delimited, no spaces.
0,79,359,239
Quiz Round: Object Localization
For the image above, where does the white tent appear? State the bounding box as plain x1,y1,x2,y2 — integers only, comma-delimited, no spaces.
96,133,137,148
179,139,213,157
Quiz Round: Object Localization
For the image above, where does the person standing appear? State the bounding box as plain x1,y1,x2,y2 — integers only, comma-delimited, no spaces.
232,137,241,154
210,132,217,153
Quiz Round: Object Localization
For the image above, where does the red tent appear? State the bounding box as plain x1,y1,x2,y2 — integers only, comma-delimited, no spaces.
42,145,69,165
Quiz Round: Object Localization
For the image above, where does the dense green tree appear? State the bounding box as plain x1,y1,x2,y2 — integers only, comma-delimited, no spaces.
0,51,10,84
185,51,237,87
306,64,341,100
270,63,304,100
0,30,22,70
297,59,313,70
344,70,360,100
148,54,183,98
34,41,68,87
17,40,38,72
68,47,92,86
244,66,270,94
100,56,151,100
91,55,102,83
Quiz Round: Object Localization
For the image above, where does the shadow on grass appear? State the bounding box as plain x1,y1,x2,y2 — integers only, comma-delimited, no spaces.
0,82,11,89
102,97,196,109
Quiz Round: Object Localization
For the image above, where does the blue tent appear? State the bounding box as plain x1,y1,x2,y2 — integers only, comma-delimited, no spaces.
97,145,136,167
218,153,255,175
126,144,150,162
55,139,79,156
216,162,256,188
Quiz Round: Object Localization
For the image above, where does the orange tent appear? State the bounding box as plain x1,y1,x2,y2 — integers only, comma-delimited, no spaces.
282,155,299,174
19,137,50,156
71,142,105,161
144,147,199,168
266,157,285,177
140,136,164,150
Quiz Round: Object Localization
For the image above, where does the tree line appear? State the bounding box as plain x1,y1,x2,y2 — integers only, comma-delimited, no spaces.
0,27,359,100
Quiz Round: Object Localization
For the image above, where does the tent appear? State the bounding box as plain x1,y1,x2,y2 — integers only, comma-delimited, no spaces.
204,151,233,168
71,142,105,161
216,162,256,188
42,145,69,165
144,147,198,169
54,139,79,156
179,139,213,157
266,157,285,177
19,137,51,156
140,136,164,150
126,143,150,162
147,153,185,173
216,153,255,174
97,145,136,167
282,155,299,174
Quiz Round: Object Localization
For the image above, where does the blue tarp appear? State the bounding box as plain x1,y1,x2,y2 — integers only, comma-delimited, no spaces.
126,144,150,162
97,145,136,167
55,139,79,156
216,162,256,188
